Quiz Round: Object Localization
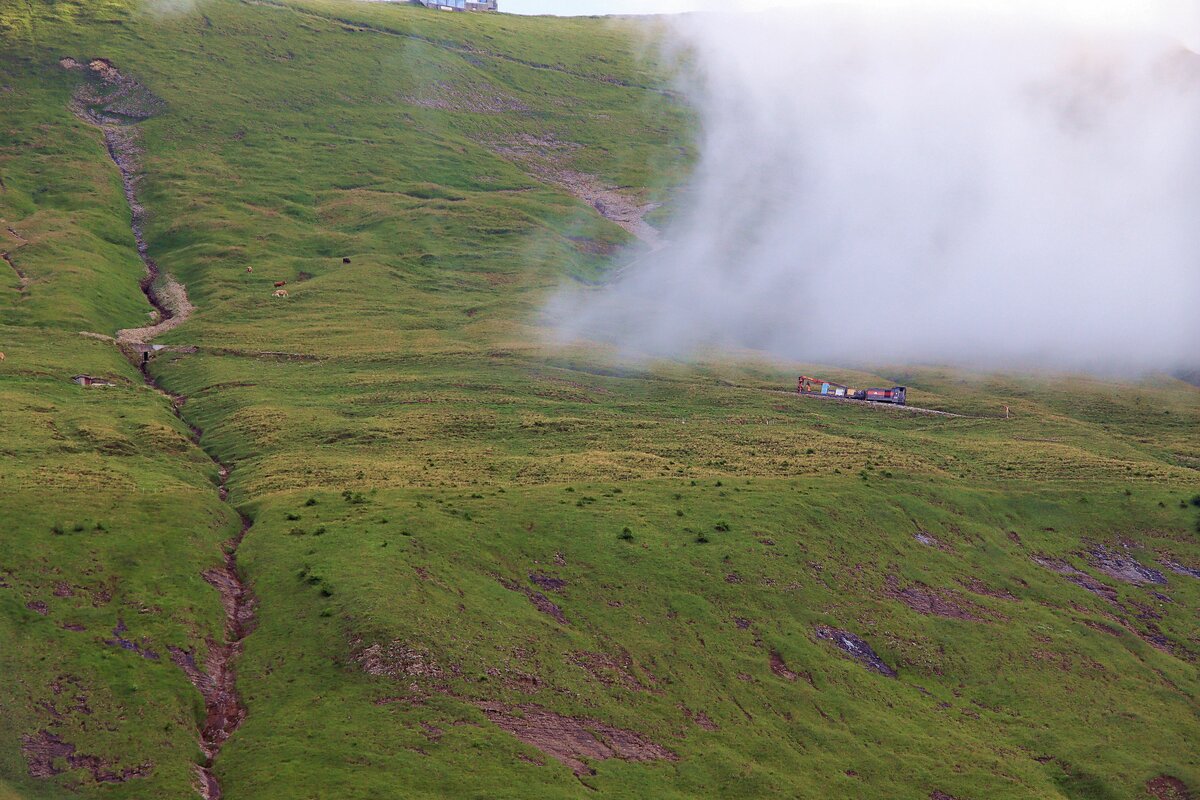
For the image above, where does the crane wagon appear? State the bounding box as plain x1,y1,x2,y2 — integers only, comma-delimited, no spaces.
797,375,907,406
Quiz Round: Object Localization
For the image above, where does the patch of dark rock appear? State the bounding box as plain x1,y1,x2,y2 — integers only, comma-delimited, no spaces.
1031,555,1120,604
477,702,677,776
914,532,943,548
1146,775,1193,800
21,730,150,783
930,792,964,800
26,600,49,615
53,583,74,597
419,722,444,741
1087,546,1166,586
733,617,751,629
1159,559,1200,580
61,622,87,632
528,572,567,592
814,626,897,678
105,619,159,660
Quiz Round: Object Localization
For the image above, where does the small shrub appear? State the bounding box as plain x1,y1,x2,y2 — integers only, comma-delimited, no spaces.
305,497,317,507
715,481,723,487
618,527,634,541
695,534,710,544
805,448,815,455
1191,494,1200,507
314,526,327,536
72,522,84,532
286,513,301,521
714,521,730,532
289,527,307,536
676,509,684,517
51,523,64,535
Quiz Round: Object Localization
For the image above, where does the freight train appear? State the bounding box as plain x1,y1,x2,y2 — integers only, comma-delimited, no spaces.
797,375,907,406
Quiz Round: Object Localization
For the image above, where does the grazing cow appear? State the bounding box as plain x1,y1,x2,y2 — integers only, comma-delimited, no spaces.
0,352,5,361
274,280,286,287
342,257,351,264
246,266,253,273
272,289,289,298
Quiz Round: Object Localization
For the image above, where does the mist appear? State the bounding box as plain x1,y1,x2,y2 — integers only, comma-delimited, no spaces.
546,1,1200,372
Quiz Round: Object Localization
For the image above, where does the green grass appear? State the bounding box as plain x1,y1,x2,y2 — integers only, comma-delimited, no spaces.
1,0,1197,798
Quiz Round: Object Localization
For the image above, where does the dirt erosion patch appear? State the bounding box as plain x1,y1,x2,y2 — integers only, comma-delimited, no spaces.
884,575,991,622
485,133,661,246
60,57,193,344
477,702,677,776
1146,775,1193,800
497,575,567,624
21,730,151,783
814,626,897,677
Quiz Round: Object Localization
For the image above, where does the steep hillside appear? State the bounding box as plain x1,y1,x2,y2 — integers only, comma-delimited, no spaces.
1,2,1197,799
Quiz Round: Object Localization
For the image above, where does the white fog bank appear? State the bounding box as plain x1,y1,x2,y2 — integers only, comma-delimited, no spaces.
546,3,1200,371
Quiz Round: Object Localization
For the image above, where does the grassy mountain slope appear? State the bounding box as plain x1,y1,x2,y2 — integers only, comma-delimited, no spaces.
1,1,1197,798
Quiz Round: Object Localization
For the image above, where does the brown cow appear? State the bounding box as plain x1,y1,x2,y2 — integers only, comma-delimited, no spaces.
246,266,253,273
274,280,286,287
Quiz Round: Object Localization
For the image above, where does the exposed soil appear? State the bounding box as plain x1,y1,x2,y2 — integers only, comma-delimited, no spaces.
21,730,151,783
1146,775,1193,799
884,576,989,622
679,706,718,731
67,57,253,799
476,701,677,776
486,134,661,246
498,576,567,624
2,249,27,292
402,80,529,114
353,640,444,681
168,513,255,800
528,572,567,591
61,57,193,344
957,577,1016,600
105,619,161,660
814,625,897,678
568,649,650,692
769,650,800,681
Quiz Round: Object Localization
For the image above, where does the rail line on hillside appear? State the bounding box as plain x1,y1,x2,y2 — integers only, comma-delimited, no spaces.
67,57,254,800
244,0,680,97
